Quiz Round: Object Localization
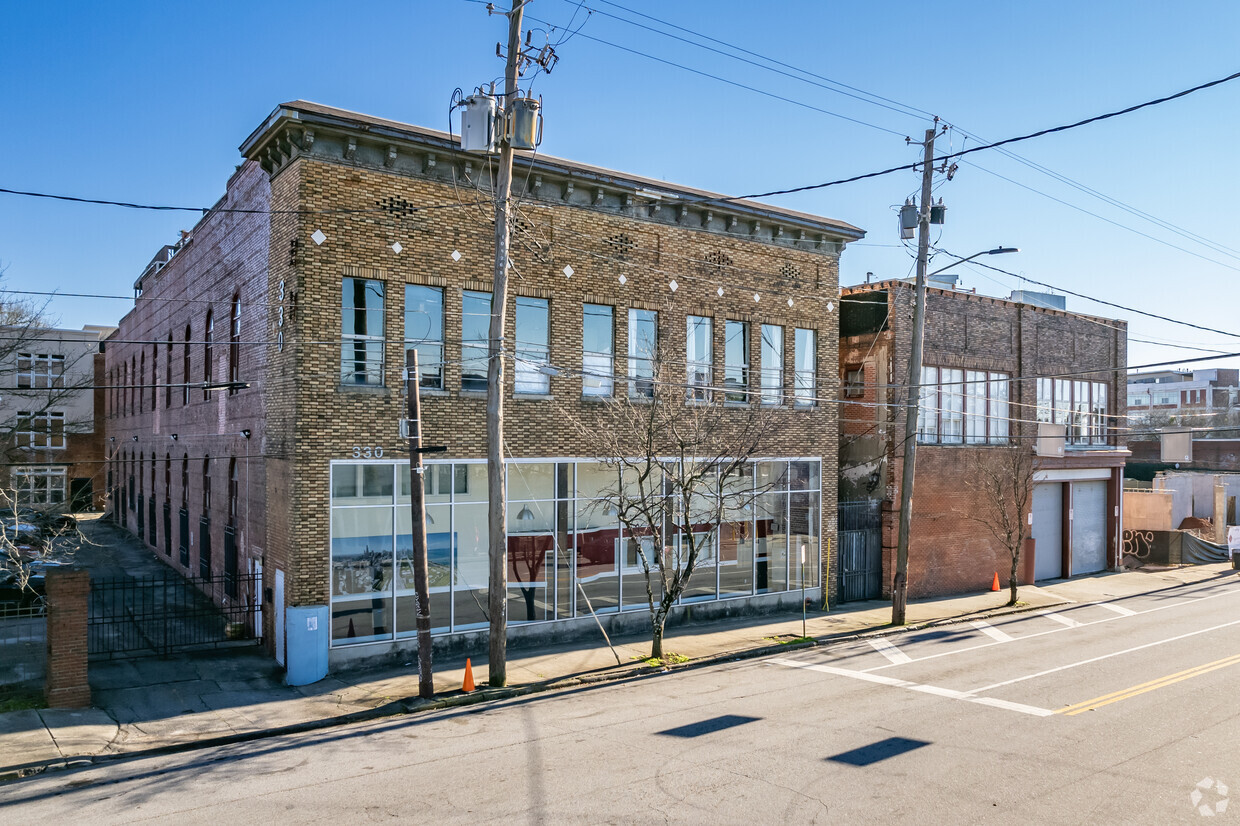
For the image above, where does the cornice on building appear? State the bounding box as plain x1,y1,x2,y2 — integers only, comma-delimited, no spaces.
238,100,865,254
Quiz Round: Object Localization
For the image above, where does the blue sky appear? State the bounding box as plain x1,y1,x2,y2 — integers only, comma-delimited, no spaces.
2,0,1238,371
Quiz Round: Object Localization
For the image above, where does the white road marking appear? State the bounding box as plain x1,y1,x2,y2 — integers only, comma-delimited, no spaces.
1096,602,1137,616
868,637,912,664
970,619,1014,642
967,617,1240,694
769,658,1054,717
1037,610,1082,628
861,584,1240,672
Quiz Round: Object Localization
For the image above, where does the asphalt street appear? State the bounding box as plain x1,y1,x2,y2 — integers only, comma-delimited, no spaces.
4,576,1240,824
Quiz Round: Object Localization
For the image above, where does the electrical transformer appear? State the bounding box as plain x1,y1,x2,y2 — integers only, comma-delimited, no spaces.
460,94,498,153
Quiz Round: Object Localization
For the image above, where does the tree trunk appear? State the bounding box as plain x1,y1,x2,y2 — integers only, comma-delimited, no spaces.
1008,550,1020,607
651,613,665,660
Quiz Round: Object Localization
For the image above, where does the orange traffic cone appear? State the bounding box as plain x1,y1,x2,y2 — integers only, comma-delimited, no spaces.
991,572,1001,592
462,658,476,693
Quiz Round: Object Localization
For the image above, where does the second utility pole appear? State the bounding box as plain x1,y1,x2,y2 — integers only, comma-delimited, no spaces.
405,350,434,699
891,123,938,626
485,0,525,688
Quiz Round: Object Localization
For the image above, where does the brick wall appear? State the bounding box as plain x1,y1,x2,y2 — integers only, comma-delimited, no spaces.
841,281,1128,598
44,568,90,708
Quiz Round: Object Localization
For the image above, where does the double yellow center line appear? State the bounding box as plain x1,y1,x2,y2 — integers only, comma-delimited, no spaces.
1057,652,1240,716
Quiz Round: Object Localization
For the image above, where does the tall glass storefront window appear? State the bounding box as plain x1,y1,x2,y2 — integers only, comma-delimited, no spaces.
329,457,822,646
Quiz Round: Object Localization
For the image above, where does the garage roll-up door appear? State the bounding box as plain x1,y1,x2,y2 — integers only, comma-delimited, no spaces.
1071,481,1107,575
1032,483,1063,581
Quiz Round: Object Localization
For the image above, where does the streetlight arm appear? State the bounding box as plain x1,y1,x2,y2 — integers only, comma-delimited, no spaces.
926,247,1019,279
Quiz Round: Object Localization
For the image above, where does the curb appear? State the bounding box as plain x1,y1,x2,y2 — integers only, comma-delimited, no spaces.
3,569,1230,783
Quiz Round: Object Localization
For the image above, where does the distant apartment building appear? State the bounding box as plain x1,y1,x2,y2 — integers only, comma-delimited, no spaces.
1126,368,1239,424
1,325,113,511
105,100,863,673
839,282,1127,600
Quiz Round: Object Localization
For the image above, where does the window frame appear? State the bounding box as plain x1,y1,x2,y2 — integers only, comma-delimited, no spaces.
759,324,784,406
627,308,658,399
404,285,445,391
341,277,386,387
514,295,551,395
582,303,614,397
723,320,749,404
686,315,713,401
460,289,492,392
793,328,816,407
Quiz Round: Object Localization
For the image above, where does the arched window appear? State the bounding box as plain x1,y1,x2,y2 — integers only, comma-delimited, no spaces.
139,352,145,414
229,295,241,394
164,454,171,502
165,334,173,409
150,452,156,495
203,310,214,400
202,455,211,512
128,358,134,416
183,325,192,405
138,454,144,496
150,345,158,410
181,454,189,508
228,458,239,525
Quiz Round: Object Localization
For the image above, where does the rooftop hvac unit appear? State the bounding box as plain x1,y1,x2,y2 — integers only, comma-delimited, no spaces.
460,94,498,154
507,97,542,151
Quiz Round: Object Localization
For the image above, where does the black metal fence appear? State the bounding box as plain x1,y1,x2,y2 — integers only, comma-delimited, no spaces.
0,605,46,687
838,499,883,603
88,572,262,659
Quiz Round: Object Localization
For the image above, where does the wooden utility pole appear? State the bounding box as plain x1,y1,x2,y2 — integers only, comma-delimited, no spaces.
405,350,434,699
892,123,938,626
485,0,525,687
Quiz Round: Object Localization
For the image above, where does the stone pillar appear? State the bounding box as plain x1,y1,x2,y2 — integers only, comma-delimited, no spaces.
45,568,91,708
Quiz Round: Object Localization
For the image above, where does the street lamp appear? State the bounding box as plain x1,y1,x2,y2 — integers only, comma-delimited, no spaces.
891,243,1019,625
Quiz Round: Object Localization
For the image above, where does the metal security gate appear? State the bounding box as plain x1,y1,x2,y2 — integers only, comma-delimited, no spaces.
838,500,882,602
88,572,263,659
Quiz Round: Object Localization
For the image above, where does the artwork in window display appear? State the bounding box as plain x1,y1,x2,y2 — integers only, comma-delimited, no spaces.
332,598,392,644
395,503,452,634
330,507,394,597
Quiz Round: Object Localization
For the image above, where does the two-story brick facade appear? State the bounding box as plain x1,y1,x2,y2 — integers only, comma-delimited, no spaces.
106,101,864,672
839,281,1128,600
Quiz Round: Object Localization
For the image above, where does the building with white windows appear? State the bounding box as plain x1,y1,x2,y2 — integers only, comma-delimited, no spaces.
1,325,113,511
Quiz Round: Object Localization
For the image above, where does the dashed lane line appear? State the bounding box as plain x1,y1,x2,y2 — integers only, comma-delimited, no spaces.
970,619,1014,642
769,658,1054,717
1096,602,1138,616
868,637,912,664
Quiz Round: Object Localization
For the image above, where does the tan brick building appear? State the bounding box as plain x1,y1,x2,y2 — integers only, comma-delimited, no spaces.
839,280,1128,600
107,101,864,672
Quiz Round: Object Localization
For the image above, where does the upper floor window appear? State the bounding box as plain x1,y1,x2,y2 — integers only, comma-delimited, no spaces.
1036,378,1109,445
14,466,66,506
686,316,713,401
582,304,614,397
514,296,550,395
165,454,171,502
181,454,189,509
139,351,146,414
229,296,242,394
202,457,212,513
405,285,444,390
183,326,192,405
628,308,658,399
16,352,65,389
918,368,1010,444
165,335,173,408
760,324,784,405
794,328,816,407
723,320,749,403
341,278,385,386
228,458,239,524
203,310,214,400
843,366,865,398
964,371,1009,444
460,290,492,392
17,411,66,450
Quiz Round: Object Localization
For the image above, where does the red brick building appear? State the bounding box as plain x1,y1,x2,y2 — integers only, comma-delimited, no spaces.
839,280,1128,600
106,101,863,672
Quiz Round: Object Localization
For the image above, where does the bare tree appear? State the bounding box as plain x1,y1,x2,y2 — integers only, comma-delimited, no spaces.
956,445,1035,606
0,279,93,605
566,339,781,659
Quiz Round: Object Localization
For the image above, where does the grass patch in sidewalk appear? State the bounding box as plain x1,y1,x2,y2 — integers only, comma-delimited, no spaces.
633,653,691,667
0,687,45,712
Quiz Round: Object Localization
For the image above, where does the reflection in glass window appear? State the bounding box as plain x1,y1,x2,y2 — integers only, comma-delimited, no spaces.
628,308,657,398
582,304,614,397
724,320,749,403
793,328,816,406
461,291,492,391
404,285,444,390
341,278,385,386
760,324,783,405
686,316,712,400
514,296,550,394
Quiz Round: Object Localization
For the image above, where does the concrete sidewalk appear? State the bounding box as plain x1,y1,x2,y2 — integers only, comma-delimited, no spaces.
2,562,1234,780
